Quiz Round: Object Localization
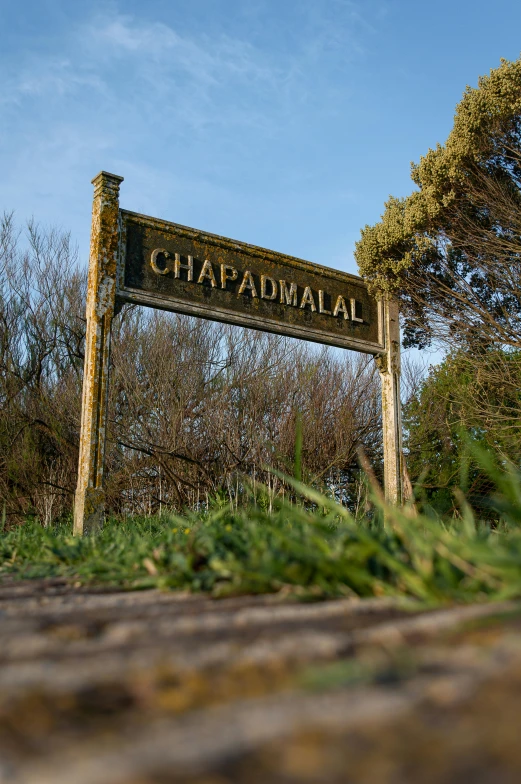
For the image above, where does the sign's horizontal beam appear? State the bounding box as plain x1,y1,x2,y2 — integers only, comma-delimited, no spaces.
117,288,385,354
117,210,385,355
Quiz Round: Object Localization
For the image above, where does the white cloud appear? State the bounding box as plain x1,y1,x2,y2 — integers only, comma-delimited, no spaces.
0,1,389,260
84,12,283,89
17,58,105,98
1,3,385,130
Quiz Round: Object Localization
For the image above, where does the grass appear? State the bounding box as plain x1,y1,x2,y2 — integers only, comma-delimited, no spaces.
3,447,521,604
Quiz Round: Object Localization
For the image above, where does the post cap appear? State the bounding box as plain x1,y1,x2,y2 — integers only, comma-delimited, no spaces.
91,171,124,187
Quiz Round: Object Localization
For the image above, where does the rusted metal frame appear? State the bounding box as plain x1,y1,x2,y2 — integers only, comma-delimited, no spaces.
73,172,123,536
375,296,404,506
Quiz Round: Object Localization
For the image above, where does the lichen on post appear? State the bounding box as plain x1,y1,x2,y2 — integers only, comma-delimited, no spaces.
376,296,404,507
73,172,124,536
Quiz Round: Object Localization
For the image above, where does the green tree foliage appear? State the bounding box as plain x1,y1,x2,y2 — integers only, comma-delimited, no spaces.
405,348,521,512
355,57,521,349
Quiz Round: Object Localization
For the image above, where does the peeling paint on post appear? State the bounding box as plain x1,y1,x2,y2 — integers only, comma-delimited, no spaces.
73,172,123,536
376,296,404,506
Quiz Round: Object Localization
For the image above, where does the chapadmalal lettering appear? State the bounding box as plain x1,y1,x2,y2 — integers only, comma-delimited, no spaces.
149,248,365,324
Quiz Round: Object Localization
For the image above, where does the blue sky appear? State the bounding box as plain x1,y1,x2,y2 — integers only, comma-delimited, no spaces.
2,0,521,276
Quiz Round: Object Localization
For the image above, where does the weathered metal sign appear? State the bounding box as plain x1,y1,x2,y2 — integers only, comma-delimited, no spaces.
73,172,404,536
117,210,384,354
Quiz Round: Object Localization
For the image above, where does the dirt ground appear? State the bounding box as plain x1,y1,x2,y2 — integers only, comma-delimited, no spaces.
1,579,521,783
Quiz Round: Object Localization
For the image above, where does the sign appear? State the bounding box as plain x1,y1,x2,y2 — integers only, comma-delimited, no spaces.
118,210,384,354
73,172,404,536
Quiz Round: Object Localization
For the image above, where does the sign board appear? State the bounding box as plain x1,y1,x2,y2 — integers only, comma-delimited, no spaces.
118,210,385,354
73,172,404,535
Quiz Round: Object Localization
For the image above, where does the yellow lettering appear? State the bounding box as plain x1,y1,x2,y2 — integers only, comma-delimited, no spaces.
238,270,258,297
350,298,363,322
279,280,298,306
300,286,316,312
174,253,193,281
260,275,278,300
221,264,238,289
150,248,171,276
197,259,217,287
333,295,349,320
318,290,331,315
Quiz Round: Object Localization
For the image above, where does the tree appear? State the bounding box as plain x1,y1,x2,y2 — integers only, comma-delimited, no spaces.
404,348,521,513
107,312,383,515
0,212,85,524
355,57,521,350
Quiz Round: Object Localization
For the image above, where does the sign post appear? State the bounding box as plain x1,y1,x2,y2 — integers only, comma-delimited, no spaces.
74,172,403,534
376,296,403,506
73,172,123,536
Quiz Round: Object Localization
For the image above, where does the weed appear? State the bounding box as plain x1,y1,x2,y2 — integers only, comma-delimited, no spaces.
1,451,521,604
